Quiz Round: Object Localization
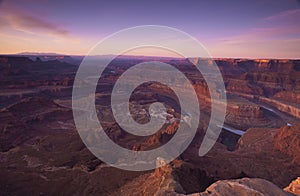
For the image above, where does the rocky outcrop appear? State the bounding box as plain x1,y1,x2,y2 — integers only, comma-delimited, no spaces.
229,91,300,119
158,178,294,196
259,96,300,119
215,59,300,97
195,178,293,196
132,121,179,151
154,158,185,194
274,91,300,105
285,177,300,195
228,104,263,119
0,56,76,90
0,97,72,152
274,124,300,164
182,124,300,189
226,79,264,95
116,159,215,195
225,101,269,129
237,127,276,151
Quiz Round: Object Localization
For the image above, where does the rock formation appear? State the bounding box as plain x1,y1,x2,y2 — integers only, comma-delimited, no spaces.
158,178,294,196
285,177,300,195
274,124,300,164
1,56,300,195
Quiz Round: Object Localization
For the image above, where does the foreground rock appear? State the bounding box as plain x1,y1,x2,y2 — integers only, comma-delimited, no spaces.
159,178,294,196
195,178,294,196
114,159,215,195
180,124,300,189
285,177,300,195
274,124,300,164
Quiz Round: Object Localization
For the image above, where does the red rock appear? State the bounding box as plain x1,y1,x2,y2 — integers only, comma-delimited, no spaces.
274,124,300,164
285,177,300,195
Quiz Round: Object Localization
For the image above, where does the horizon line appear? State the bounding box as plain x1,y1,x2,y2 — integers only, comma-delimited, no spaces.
0,52,299,60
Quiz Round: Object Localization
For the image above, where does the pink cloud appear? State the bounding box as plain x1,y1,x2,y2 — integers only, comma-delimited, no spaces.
246,8,300,39
204,8,300,58
262,8,300,24
0,1,70,37
212,8,300,45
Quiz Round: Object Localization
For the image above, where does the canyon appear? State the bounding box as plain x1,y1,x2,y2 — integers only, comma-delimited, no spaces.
0,55,299,195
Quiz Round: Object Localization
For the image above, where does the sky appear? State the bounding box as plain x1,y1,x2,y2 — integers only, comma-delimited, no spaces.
0,0,300,58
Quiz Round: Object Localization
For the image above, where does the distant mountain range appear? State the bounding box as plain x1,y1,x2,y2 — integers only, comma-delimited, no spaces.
1,53,187,65
16,52,65,56
1,53,298,66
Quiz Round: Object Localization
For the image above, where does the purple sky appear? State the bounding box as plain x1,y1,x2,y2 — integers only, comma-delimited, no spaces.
0,0,300,58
